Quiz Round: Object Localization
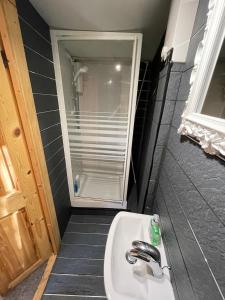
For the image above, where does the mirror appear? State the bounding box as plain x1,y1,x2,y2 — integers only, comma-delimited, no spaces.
201,39,225,118
178,1,225,156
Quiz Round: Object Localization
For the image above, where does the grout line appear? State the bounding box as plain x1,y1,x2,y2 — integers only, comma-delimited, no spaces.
41,123,61,132
37,109,59,115
33,92,57,97
24,44,54,64
50,167,67,188
46,145,64,162
50,273,103,278
57,257,104,261
29,70,56,81
65,231,108,235
52,177,67,197
48,157,65,176
43,294,107,298
61,243,105,247
158,184,195,299
68,221,110,226
44,135,62,149
162,168,225,300
18,15,52,45
167,146,225,228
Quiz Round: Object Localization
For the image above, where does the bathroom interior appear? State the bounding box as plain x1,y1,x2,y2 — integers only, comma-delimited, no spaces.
0,0,225,299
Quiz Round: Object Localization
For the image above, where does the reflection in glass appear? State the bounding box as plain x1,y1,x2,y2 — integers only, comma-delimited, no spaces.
201,38,225,118
58,40,133,202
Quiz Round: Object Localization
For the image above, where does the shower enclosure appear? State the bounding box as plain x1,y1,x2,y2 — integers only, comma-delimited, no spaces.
51,31,142,208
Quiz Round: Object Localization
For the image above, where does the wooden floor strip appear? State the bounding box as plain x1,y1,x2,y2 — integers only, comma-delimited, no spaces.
33,254,57,300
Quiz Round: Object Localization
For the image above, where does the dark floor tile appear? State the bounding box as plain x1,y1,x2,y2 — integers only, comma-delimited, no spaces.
52,257,103,276
59,244,105,259
62,232,107,245
66,223,110,234
70,214,114,224
3,263,46,300
44,274,105,296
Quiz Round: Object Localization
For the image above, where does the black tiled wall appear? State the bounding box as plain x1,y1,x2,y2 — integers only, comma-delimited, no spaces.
144,1,225,299
132,61,152,171
16,0,71,236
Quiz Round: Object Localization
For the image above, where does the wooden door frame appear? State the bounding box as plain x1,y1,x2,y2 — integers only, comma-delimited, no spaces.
0,0,60,253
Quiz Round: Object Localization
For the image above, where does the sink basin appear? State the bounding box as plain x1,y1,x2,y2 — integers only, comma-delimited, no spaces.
104,211,175,300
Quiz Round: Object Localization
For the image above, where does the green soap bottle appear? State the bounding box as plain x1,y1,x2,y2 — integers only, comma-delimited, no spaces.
150,214,161,246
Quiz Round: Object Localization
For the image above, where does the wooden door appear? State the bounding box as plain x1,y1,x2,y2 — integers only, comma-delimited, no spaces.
0,37,52,294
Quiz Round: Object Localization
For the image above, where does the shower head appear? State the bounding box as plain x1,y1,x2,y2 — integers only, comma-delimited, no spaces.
73,66,88,83
80,66,88,73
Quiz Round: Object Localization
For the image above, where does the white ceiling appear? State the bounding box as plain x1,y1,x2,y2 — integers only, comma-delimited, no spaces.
60,40,133,59
29,0,171,60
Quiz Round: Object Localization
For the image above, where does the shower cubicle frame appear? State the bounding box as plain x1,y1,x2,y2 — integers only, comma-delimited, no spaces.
51,30,142,209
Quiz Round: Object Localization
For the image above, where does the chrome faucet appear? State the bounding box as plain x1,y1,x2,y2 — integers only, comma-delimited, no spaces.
126,240,170,278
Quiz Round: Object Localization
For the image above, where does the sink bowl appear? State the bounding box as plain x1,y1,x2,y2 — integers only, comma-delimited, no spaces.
104,211,175,300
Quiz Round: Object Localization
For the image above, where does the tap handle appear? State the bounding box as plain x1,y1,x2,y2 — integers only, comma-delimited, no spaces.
132,240,161,265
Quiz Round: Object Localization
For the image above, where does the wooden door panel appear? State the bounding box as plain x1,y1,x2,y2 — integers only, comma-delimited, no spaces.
0,209,38,279
0,25,52,294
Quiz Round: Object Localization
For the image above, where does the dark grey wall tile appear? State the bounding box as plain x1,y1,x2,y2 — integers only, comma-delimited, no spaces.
17,0,50,41
155,186,194,300
151,146,164,180
162,151,225,292
152,101,163,124
176,68,192,101
161,100,175,124
44,136,63,161
33,94,58,112
17,0,70,236
157,124,170,146
171,63,184,72
19,19,53,61
159,170,223,300
172,101,185,129
29,73,57,94
192,0,210,36
184,26,205,71
46,147,65,173
37,111,60,130
144,1,225,298
156,75,166,100
166,72,182,100
41,125,62,147
24,47,55,78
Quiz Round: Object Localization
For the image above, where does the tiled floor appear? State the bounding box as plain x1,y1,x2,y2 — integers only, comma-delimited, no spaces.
2,263,46,300
42,212,116,299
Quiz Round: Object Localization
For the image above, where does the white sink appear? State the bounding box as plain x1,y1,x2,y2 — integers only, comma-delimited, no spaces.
104,211,175,300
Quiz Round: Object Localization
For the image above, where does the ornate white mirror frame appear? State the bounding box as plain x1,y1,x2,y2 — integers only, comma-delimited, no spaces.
178,0,225,156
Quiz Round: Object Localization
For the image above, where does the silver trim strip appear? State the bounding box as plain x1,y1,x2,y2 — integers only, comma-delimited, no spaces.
43,294,106,298
29,70,55,81
24,44,54,64
57,257,104,261
50,273,103,278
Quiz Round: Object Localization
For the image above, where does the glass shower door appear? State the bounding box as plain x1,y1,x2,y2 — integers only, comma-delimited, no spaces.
54,33,142,207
